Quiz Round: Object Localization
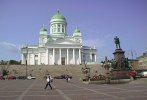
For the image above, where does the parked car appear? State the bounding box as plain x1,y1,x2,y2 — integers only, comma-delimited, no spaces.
17,76,27,80
142,71,147,77
128,70,137,79
136,69,147,78
27,76,36,80
54,74,72,79
0,75,5,80
7,75,16,80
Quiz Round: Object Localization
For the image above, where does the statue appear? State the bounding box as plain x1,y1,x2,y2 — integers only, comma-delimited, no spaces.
114,36,121,49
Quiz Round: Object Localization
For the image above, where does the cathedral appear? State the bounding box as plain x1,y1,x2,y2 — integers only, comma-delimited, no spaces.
21,10,97,65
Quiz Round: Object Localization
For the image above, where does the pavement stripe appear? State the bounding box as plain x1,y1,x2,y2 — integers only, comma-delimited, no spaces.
16,80,36,100
52,84,72,100
70,83,127,100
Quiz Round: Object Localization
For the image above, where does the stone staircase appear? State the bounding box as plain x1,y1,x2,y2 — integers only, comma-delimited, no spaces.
3,64,104,80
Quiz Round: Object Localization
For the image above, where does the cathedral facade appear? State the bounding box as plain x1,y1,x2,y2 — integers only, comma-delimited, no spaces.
21,11,97,65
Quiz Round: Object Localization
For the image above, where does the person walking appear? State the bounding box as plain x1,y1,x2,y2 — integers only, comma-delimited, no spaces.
44,75,52,90
66,75,70,83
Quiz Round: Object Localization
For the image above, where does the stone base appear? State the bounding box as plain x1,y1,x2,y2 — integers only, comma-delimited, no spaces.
111,70,130,79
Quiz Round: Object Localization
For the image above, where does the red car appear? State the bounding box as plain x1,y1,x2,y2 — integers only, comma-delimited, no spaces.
7,75,16,80
128,70,137,79
0,76,5,80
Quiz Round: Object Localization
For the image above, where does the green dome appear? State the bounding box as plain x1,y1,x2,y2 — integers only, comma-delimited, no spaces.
40,27,47,31
50,10,66,22
74,27,80,33
73,27,81,37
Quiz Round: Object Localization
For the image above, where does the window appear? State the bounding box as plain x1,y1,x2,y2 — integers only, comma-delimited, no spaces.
62,26,64,33
57,24,61,32
58,28,60,32
54,28,56,32
58,24,60,27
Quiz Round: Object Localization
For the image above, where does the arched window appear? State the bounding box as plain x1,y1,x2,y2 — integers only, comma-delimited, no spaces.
58,24,60,32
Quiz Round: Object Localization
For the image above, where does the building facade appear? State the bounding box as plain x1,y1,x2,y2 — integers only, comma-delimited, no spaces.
137,52,147,67
21,11,97,65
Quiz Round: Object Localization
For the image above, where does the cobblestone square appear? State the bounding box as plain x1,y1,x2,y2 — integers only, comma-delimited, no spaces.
0,78,147,100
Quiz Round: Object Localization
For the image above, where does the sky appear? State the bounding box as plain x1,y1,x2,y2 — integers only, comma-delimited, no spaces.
0,0,147,62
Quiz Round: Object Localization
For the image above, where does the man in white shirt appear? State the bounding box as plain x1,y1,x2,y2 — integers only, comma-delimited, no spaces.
44,75,52,90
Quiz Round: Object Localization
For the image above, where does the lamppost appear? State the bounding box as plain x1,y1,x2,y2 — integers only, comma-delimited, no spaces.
101,56,112,84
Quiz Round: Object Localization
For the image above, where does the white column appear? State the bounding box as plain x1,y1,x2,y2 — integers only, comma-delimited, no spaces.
50,24,52,34
94,54,97,62
79,49,81,64
67,49,69,65
46,49,49,65
32,54,35,65
90,53,92,62
53,48,55,65
27,53,30,65
21,54,25,64
73,48,75,64
38,53,41,65
59,48,61,65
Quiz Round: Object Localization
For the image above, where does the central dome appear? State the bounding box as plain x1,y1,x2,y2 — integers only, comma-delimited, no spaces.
50,10,66,22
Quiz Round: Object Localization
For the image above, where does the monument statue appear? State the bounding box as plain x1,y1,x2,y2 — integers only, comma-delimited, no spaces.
114,36,121,49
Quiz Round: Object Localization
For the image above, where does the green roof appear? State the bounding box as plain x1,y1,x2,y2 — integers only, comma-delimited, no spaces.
40,27,47,31
51,10,66,22
40,24,47,32
74,27,80,33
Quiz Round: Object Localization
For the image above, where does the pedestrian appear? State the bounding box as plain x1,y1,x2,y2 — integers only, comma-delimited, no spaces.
44,75,52,90
66,75,70,82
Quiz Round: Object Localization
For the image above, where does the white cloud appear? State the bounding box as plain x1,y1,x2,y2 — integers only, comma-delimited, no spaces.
0,42,20,53
83,33,113,48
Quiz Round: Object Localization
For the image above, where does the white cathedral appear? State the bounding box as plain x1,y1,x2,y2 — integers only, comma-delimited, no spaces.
21,10,97,65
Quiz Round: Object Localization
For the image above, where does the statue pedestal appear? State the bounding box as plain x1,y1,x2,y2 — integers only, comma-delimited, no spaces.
113,49,125,62
111,49,130,79
113,49,125,70
111,70,130,79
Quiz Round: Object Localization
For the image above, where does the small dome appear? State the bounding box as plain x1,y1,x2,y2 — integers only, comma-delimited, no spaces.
74,27,80,33
73,27,81,37
50,10,66,22
40,24,47,32
40,27,47,32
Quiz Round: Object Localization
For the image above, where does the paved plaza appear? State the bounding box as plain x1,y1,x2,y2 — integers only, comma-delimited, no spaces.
0,78,147,100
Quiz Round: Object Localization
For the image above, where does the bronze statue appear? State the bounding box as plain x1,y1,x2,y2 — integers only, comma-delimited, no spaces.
114,36,121,49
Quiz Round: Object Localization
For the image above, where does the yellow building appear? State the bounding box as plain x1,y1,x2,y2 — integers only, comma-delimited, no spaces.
137,52,147,68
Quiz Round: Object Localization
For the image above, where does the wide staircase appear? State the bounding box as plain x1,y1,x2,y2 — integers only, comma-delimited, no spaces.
6,64,103,80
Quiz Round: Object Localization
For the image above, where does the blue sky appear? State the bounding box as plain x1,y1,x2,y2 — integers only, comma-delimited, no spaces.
0,0,147,61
